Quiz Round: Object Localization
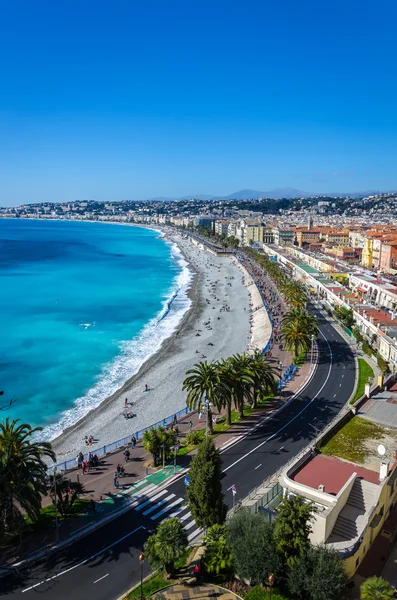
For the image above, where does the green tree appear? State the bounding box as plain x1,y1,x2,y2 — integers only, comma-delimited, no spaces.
250,350,278,409
273,495,313,567
281,280,307,309
227,509,283,585
335,306,355,329
202,524,233,575
352,326,364,344
144,518,188,577
360,576,394,600
186,438,227,529
281,308,318,358
0,418,55,538
142,425,177,467
48,472,85,517
228,353,255,419
288,546,346,600
183,360,225,434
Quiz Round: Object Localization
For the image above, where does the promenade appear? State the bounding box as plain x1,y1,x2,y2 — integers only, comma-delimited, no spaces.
6,247,313,567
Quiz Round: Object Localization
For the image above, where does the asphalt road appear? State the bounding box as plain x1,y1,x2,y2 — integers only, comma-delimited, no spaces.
0,307,355,600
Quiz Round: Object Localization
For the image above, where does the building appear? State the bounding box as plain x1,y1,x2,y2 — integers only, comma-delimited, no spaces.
380,241,397,273
272,227,294,247
242,221,264,246
193,215,215,230
325,231,350,246
296,229,321,247
279,414,397,577
214,220,229,236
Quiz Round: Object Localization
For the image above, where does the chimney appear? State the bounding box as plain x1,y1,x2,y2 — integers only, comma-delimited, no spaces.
380,459,390,481
318,484,325,492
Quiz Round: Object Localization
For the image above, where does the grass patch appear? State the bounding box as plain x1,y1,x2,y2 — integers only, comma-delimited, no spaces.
292,352,307,367
126,549,191,599
320,416,384,463
127,572,170,598
25,499,91,533
350,358,374,404
177,398,272,456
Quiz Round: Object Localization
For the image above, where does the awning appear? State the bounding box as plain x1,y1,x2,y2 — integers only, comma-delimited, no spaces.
356,287,366,293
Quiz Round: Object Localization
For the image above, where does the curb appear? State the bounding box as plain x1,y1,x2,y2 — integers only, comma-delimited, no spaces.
1,469,186,576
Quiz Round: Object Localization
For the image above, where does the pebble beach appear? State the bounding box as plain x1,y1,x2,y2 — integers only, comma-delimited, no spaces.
52,232,257,460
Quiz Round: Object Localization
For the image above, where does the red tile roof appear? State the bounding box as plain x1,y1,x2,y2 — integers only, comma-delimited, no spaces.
292,454,379,495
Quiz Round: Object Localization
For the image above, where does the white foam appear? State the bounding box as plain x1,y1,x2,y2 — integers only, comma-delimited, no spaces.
40,238,193,441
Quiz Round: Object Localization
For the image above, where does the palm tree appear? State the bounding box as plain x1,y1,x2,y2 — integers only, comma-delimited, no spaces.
228,354,255,419
360,576,394,600
183,360,224,435
48,472,85,517
0,418,55,537
281,281,307,309
144,517,188,577
250,350,279,408
281,308,318,359
142,426,176,467
203,524,233,575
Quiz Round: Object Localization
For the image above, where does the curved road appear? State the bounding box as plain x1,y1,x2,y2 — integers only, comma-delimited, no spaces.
1,306,355,600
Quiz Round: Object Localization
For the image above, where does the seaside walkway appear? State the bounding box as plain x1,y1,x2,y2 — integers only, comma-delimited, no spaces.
5,248,314,566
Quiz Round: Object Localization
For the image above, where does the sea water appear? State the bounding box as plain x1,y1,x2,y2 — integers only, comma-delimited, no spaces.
0,219,191,439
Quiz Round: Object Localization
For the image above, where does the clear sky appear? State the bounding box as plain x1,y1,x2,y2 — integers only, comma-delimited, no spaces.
1,0,396,205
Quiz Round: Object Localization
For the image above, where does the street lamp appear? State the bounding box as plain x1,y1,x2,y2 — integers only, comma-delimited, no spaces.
139,552,145,600
172,442,180,474
202,398,213,439
310,334,315,366
161,443,166,469
53,467,59,542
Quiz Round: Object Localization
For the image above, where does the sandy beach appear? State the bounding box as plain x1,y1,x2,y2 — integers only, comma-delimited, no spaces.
52,232,254,460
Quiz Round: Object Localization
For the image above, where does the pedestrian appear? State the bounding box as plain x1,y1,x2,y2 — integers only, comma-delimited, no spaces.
193,563,201,583
189,421,193,432
90,499,96,512
124,398,128,408
198,412,202,421
175,425,179,437
131,436,136,448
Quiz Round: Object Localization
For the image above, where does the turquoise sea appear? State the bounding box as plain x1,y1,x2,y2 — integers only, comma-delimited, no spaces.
0,219,191,439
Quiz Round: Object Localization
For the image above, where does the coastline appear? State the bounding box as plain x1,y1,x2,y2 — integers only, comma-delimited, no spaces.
51,232,251,460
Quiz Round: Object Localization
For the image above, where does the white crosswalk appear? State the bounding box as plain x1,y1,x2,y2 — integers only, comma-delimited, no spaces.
129,484,201,541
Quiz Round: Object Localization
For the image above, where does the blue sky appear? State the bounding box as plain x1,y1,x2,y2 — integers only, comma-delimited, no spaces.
1,0,396,205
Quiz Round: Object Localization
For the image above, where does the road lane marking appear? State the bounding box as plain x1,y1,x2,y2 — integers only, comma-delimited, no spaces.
93,574,109,584
255,464,262,470
21,526,144,593
222,328,333,474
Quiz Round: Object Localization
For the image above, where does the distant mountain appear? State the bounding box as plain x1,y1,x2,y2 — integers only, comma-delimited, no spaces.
218,187,311,200
147,188,397,201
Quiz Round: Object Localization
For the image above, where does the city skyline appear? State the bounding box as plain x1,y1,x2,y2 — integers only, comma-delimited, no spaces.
1,0,397,206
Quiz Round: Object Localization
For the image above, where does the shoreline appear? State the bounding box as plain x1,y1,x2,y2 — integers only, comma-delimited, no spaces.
51,231,251,459
56,232,199,443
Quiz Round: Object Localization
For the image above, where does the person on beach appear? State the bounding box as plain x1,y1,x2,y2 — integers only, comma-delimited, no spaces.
144,384,149,392
124,398,128,408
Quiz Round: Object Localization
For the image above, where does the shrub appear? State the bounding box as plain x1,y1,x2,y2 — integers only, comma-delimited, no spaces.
227,509,282,586
362,340,372,356
377,355,389,374
185,430,203,445
244,588,288,600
